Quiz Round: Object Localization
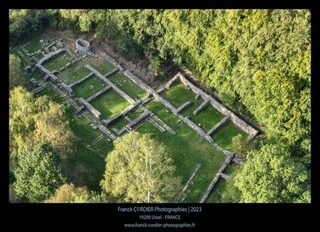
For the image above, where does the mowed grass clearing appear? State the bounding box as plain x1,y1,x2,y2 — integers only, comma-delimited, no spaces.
212,121,248,151
90,58,115,75
73,75,107,99
91,91,130,119
43,51,73,71
108,72,146,99
58,60,91,84
191,105,224,131
140,100,225,203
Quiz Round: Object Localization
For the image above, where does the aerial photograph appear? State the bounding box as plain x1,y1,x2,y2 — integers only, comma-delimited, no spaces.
9,9,311,203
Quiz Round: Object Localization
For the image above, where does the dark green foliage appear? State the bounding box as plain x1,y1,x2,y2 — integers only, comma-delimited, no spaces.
13,141,66,202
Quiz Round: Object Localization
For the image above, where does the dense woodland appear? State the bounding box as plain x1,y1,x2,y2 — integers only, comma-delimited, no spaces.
9,9,311,203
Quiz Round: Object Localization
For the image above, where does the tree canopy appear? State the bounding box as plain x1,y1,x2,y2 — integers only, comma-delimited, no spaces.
100,131,181,203
13,141,66,202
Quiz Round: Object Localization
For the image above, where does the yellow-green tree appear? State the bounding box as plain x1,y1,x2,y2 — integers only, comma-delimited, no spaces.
100,132,181,203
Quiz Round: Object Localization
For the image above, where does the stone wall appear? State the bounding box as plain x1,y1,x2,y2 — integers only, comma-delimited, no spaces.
59,82,73,96
69,72,94,89
85,64,136,104
193,100,210,115
199,153,234,203
86,86,112,103
105,67,119,78
206,116,230,136
178,73,258,137
79,97,101,119
176,101,192,113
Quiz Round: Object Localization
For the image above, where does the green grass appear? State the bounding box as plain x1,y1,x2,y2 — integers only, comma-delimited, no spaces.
31,69,43,81
91,137,114,156
74,76,107,99
212,121,247,151
37,86,65,104
141,100,226,203
35,52,44,61
126,109,143,120
191,106,224,131
162,82,197,108
108,116,128,130
205,178,227,203
108,72,146,99
206,163,239,203
63,142,105,191
25,37,41,53
43,52,73,71
91,91,130,119
59,60,91,84
90,58,114,75
69,115,102,144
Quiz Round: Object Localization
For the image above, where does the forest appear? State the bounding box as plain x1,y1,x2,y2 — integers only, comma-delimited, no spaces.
9,9,311,203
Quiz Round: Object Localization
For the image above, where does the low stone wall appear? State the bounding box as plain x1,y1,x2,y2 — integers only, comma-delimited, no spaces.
37,48,65,66
165,75,179,89
86,86,112,103
152,92,178,114
105,67,119,78
123,69,154,93
58,82,73,96
193,100,210,115
206,116,230,136
102,114,122,126
178,73,258,137
79,97,101,119
177,101,192,113
69,72,94,89
85,64,136,104
199,153,234,203
126,111,150,129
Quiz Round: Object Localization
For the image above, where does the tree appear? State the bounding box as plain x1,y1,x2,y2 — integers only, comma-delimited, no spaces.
234,143,310,203
34,96,74,155
9,87,36,160
46,183,91,203
9,54,26,90
9,88,73,162
14,141,66,202
100,132,181,203
46,183,111,203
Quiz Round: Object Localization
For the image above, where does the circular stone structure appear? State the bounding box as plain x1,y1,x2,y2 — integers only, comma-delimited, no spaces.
76,39,90,54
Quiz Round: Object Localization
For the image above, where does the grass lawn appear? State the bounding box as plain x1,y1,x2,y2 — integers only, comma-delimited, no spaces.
162,82,197,108
31,69,44,81
59,60,91,84
73,75,107,99
69,115,102,144
63,142,105,192
91,137,114,156
191,105,224,131
206,163,239,203
91,91,130,119
107,116,128,130
212,121,247,151
25,37,41,53
141,100,225,203
126,108,143,120
108,72,146,99
90,58,115,75
35,52,44,61
205,178,227,203
43,51,73,71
